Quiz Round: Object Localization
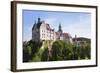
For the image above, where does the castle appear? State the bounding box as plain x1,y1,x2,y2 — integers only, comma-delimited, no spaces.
32,18,73,43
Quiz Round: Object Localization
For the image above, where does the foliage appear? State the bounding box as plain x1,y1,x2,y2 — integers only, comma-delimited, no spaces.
23,40,42,62
23,39,91,62
50,40,73,61
41,47,49,61
31,49,44,62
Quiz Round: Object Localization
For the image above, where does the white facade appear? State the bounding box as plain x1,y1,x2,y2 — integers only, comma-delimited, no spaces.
40,21,55,41
32,18,72,42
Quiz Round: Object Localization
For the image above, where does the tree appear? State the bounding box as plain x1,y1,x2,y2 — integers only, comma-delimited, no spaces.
62,41,73,60
41,47,49,61
23,40,42,62
84,43,91,59
71,46,79,60
23,45,32,62
50,40,73,61
50,40,63,61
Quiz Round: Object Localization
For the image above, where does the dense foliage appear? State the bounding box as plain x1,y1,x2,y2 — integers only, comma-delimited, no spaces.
23,40,91,62
23,40,42,62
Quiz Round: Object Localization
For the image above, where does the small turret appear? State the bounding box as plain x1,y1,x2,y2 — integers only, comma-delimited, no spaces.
58,23,62,34
38,17,41,23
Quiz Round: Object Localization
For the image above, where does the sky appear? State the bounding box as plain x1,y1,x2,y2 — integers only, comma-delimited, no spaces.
22,10,91,41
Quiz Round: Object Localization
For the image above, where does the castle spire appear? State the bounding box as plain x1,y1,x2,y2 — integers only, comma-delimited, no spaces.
38,17,41,23
58,23,62,33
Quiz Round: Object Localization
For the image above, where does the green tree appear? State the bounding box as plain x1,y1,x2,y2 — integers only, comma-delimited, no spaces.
84,43,91,59
50,40,63,61
41,47,49,61
23,45,32,62
23,40,42,62
50,40,73,61
62,41,73,60
71,46,79,60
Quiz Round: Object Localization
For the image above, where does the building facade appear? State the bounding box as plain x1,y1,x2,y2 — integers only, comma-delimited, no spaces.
73,35,91,47
32,18,72,43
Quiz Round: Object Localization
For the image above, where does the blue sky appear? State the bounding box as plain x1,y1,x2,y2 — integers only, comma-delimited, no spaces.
22,10,91,41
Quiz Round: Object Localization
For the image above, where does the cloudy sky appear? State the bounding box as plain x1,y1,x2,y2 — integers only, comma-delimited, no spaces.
22,10,91,41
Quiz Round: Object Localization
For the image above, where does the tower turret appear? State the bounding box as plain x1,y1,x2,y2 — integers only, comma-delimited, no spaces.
58,23,62,34
38,17,41,23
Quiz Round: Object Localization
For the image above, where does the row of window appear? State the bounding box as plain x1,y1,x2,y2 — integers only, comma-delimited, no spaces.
42,34,54,37
41,34,54,39
42,30,54,34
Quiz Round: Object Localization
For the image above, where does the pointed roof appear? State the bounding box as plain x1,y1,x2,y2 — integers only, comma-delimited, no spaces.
32,21,36,30
32,18,43,30
58,23,62,32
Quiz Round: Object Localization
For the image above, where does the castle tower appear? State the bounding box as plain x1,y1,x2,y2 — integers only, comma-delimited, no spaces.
58,23,62,35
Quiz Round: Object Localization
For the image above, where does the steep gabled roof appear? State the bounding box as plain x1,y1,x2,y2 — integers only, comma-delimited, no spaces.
32,23,36,30
62,33,72,38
